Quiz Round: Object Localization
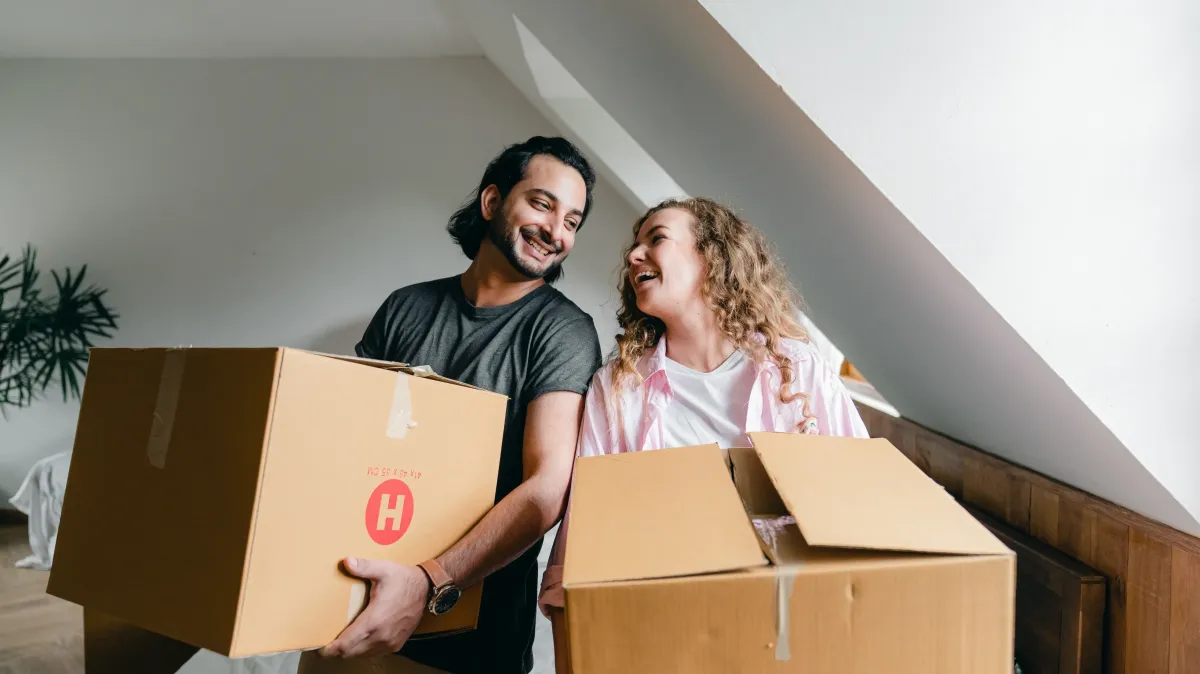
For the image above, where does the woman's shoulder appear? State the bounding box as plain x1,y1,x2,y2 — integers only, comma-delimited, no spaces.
587,358,632,395
586,353,658,405
591,359,619,385
774,336,843,382
593,340,665,383
775,335,819,365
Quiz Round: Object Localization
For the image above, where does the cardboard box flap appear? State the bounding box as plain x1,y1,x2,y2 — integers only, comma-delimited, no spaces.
298,349,410,371
290,349,495,394
563,444,767,586
749,433,1011,556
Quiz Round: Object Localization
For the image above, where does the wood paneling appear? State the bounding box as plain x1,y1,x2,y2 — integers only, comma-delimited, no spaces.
1170,549,1200,674
1078,582,1107,674
1126,531,1172,674
923,433,964,498
965,456,1011,522
1089,513,1131,674
1010,479,1033,533
964,452,1033,531
1031,486,1061,545
1056,496,1086,561
970,505,1106,674
856,404,1200,674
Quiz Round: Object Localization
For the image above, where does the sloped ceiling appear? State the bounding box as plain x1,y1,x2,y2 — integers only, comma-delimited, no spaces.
448,0,1199,535
692,0,1200,534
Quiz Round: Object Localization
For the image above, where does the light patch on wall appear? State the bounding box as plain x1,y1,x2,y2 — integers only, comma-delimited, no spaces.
513,15,685,209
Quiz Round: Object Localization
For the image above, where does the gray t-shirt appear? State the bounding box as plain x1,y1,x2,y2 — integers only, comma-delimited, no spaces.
355,275,602,674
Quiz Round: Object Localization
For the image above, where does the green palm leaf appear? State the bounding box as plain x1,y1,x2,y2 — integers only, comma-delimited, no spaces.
0,246,118,412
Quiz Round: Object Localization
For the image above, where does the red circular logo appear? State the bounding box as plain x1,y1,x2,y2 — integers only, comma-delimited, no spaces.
364,479,414,545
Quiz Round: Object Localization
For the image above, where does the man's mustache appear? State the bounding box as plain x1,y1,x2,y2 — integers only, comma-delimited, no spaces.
517,226,562,255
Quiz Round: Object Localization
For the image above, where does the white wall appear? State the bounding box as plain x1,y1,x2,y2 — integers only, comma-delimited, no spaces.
0,57,636,504
698,0,1200,523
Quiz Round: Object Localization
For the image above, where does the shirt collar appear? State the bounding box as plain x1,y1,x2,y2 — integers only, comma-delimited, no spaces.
640,333,777,381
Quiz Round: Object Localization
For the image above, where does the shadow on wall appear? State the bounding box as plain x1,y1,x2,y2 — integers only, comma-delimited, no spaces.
307,319,370,357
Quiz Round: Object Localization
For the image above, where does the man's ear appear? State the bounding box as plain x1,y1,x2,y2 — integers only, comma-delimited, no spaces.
480,185,502,222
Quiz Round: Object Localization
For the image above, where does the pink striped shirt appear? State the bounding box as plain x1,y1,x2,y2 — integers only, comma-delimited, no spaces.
538,335,869,613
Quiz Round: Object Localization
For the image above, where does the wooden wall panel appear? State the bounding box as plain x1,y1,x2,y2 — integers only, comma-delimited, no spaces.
964,455,1010,521
1078,581,1108,674
971,504,1106,674
1031,486,1061,545
1170,549,1200,674
856,403,1200,674
1089,514,1131,674
923,433,964,498
1126,531,1172,673
1010,480,1033,533
1057,496,1092,563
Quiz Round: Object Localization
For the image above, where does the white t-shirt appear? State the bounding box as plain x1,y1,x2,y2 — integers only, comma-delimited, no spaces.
661,348,757,449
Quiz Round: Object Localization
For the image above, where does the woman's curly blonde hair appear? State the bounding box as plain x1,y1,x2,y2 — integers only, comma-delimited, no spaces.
611,197,813,415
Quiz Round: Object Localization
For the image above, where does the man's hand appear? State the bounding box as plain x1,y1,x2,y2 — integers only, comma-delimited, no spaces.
319,557,429,659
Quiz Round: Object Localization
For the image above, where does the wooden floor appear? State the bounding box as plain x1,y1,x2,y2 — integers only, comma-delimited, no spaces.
0,519,84,674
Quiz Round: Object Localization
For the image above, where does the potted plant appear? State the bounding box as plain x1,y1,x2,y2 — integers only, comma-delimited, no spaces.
0,245,118,415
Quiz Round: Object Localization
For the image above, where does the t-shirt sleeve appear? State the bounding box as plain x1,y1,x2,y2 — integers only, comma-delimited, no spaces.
354,292,395,360
525,315,603,401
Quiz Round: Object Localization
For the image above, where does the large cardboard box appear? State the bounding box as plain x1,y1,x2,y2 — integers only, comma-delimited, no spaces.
48,347,507,658
563,433,1016,674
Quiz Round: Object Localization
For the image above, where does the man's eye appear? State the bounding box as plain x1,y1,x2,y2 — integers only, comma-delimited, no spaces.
652,235,665,243
566,220,580,230
533,200,549,210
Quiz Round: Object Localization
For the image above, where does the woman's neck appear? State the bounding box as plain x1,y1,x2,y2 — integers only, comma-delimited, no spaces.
663,309,736,373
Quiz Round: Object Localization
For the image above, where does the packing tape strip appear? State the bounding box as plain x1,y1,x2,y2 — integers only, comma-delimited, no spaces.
386,366,435,439
774,566,799,661
146,349,186,469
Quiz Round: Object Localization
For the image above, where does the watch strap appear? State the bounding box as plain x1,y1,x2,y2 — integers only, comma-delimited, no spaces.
418,558,453,590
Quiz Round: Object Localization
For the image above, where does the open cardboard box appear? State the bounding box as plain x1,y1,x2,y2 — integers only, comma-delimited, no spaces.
562,433,1016,674
49,347,507,658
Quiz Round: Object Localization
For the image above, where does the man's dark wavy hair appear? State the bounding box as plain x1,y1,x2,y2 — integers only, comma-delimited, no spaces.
447,136,596,284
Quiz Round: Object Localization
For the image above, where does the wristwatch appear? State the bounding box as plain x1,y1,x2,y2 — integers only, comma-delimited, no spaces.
418,559,462,616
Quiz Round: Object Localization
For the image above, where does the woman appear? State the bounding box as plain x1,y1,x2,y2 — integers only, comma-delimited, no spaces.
538,197,869,669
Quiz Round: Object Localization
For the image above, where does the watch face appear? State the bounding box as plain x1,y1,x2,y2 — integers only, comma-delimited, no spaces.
432,587,462,615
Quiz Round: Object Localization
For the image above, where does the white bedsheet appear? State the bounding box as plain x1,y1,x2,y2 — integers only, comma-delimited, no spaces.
9,450,71,570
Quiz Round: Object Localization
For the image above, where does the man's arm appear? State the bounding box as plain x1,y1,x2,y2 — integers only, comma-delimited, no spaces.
437,389,583,586
319,390,584,659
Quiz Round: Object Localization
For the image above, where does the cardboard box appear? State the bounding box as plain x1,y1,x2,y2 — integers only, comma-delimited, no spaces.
562,433,1016,674
48,347,507,658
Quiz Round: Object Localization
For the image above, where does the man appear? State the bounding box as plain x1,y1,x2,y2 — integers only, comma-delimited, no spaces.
301,136,603,674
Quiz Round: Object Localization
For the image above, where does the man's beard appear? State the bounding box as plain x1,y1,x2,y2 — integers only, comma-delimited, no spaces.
487,211,565,282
